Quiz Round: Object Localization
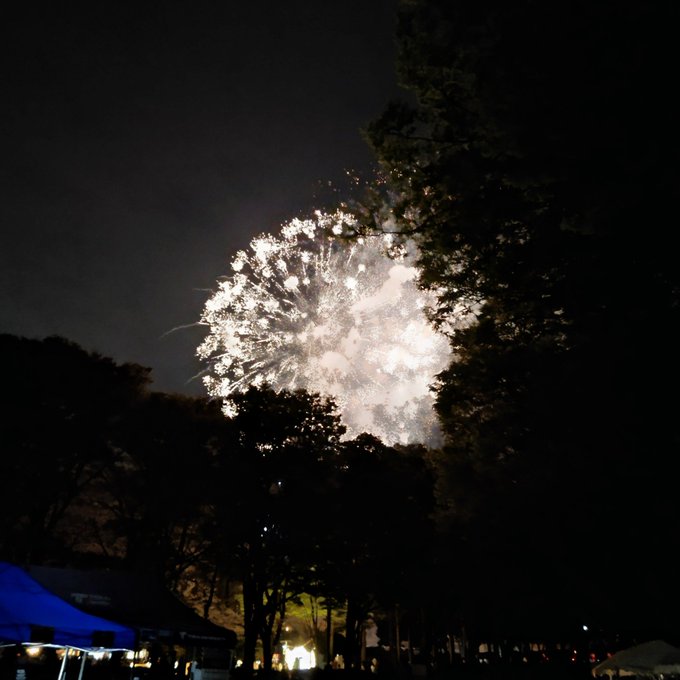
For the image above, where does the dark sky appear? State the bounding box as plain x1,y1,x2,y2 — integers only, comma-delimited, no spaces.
1,1,401,396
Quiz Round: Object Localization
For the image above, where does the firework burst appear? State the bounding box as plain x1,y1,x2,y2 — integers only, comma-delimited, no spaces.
197,210,451,445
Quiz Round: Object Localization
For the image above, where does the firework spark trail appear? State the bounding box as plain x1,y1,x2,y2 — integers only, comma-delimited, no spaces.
197,210,451,446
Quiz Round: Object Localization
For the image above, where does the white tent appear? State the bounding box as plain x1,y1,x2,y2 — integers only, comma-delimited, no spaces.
592,640,680,678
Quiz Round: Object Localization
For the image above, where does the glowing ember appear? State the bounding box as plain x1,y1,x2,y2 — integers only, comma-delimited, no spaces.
197,210,451,445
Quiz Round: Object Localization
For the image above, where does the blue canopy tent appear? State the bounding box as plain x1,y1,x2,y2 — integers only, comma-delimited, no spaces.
0,561,136,650
1,562,136,680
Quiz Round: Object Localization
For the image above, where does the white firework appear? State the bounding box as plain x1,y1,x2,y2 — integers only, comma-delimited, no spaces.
197,210,451,446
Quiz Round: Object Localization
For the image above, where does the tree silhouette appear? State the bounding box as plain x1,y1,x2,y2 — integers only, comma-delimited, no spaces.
358,0,679,644
0,333,150,563
206,385,345,675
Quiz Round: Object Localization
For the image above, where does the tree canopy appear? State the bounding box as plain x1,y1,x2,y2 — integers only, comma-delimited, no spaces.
356,0,679,641
0,333,150,563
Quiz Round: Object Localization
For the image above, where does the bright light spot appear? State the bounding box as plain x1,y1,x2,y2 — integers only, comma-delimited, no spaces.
198,210,453,445
282,643,316,671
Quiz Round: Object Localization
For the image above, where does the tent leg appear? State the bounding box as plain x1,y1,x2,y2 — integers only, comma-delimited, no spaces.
77,652,88,680
57,648,69,680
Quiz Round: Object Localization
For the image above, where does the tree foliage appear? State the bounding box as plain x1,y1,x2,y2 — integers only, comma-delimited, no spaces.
0,335,440,663
357,0,680,640
85,392,227,585
206,385,346,674
320,435,436,669
0,333,150,563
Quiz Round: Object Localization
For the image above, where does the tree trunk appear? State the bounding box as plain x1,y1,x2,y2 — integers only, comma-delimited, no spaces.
242,572,261,674
326,601,333,667
203,563,219,619
394,604,401,666
344,597,360,670
261,631,273,676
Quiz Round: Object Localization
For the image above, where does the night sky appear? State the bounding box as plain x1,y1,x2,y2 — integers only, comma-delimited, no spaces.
1,1,401,396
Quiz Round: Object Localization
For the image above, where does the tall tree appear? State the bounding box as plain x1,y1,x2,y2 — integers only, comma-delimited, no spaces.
357,0,679,639
207,386,345,676
317,435,436,670
82,392,225,585
0,334,150,564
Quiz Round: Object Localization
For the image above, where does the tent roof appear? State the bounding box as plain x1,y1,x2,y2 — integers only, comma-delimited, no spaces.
27,565,235,648
592,640,680,678
0,562,136,651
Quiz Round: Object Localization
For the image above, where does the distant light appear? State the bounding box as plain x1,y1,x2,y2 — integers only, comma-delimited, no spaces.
582,625,589,632
282,643,316,671
25,647,42,658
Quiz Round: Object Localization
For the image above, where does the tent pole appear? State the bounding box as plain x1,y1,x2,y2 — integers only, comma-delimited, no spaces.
57,648,69,680
77,652,88,680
